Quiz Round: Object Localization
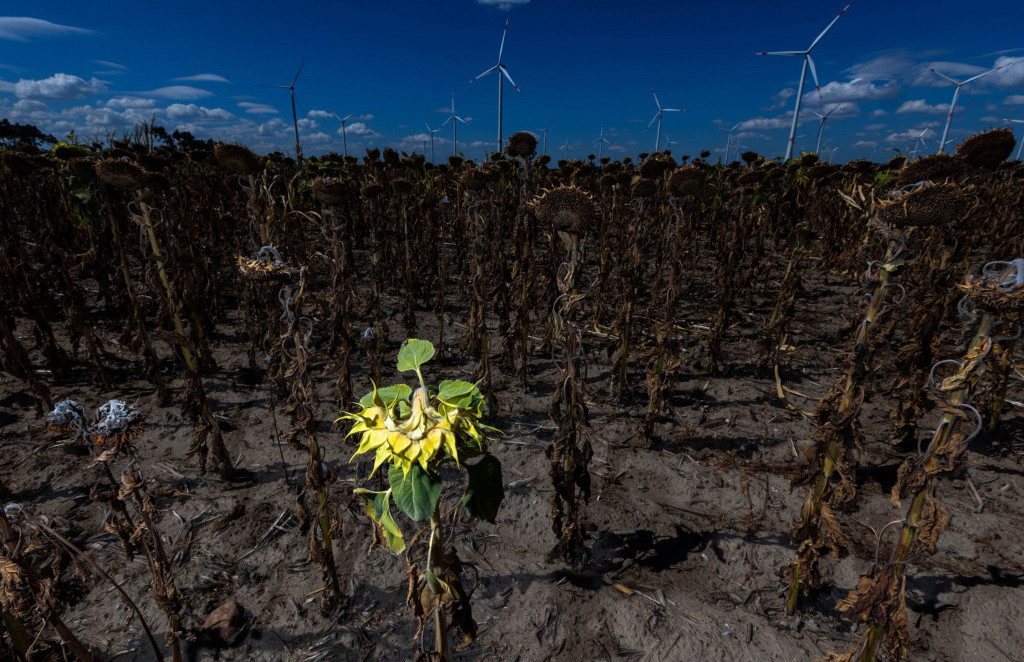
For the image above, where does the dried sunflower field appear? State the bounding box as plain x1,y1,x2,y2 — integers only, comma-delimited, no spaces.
3,127,1024,661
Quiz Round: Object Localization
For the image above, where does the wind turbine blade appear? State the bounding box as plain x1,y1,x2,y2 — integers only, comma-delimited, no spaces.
812,111,825,119
546,117,554,130
425,121,432,132
470,65,499,83
808,2,852,51
342,113,354,121
964,64,1008,84
498,16,509,62
646,113,659,131
807,54,822,99
930,68,959,86
759,51,804,56
456,116,467,125
500,67,521,92
825,103,842,117
291,59,306,87
663,108,683,113
651,87,662,111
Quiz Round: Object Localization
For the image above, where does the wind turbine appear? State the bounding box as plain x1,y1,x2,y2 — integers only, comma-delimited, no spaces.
812,103,844,155
647,87,684,153
561,137,570,161
265,60,305,165
536,117,554,155
1002,118,1024,160
593,125,609,160
931,63,1010,153
664,133,679,152
719,122,741,163
424,121,441,163
907,128,929,162
440,93,467,157
332,112,354,158
469,16,521,153
758,2,852,161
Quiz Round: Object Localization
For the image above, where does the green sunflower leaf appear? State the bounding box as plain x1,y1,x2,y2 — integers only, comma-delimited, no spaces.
389,464,442,522
397,338,435,373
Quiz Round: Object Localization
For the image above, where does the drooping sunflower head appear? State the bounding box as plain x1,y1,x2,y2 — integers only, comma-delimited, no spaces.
530,185,599,234
956,127,1016,170
343,384,491,478
214,142,262,175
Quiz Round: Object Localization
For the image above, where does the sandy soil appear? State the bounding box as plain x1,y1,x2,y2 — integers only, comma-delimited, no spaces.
3,259,1024,662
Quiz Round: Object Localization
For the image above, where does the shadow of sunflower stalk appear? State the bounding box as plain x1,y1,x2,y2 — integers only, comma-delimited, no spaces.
339,339,503,662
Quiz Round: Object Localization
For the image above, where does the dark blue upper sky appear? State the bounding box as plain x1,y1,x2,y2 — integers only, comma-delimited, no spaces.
2,0,1024,162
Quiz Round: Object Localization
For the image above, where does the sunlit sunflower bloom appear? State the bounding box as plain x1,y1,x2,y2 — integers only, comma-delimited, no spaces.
344,386,486,477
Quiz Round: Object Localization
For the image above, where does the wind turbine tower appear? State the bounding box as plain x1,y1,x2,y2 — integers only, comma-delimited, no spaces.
469,16,522,153
719,122,741,163
647,87,684,153
332,112,354,158
1004,118,1024,160
931,64,1009,153
266,60,306,165
813,103,843,155
594,125,609,160
424,122,441,163
441,93,467,157
758,3,852,161
537,117,554,155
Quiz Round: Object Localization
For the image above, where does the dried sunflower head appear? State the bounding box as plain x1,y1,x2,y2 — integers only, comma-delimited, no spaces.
89,400,144,451
507,131,538,158
956,127,1016,170
95,159,145,190
530,185,599,234
214,143,262,175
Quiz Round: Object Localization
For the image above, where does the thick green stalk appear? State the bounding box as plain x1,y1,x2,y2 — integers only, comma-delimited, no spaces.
427,507,449,661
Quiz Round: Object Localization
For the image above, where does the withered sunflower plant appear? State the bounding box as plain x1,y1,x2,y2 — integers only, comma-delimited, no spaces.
339,339,503,659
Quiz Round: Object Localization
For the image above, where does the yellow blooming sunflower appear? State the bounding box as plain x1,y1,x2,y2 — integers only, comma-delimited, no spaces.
344,385,485,477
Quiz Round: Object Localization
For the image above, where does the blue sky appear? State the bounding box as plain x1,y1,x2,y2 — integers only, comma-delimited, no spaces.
2,1,1024,162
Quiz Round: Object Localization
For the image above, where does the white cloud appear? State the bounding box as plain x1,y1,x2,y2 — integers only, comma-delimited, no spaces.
851,140,877,149
764,87,795,111
896,99,949,115
239,101,277,114
356,113,374,121
476,0,529,7
0,17,92,41
738,116,791,131
886,128,937,143
141,85,213,100
844,55,917,83
165,103,232,121
306,109,332,119
306,131,332,143
345,121,379,138
991,56,1024,88
14,73,104,100
106,96,155,109
811,79,898,105
172,73,230,83
93,60,127,75
1005,95,1024,106
871,109,888,117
